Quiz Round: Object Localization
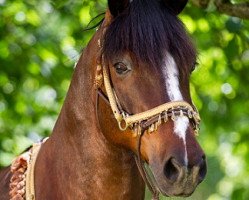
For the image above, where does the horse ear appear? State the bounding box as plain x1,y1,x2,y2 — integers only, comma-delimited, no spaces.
162,0,188,15
108,0,130,17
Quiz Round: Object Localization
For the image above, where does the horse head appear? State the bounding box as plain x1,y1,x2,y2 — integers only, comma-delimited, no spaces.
95,0,207,197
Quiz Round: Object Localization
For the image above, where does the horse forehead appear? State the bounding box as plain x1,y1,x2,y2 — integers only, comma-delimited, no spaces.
162,53,178,70
162,54,180,80
161,54,184,98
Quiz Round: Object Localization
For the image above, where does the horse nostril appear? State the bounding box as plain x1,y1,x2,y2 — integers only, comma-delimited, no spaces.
198,155,207,183
164,158,180,182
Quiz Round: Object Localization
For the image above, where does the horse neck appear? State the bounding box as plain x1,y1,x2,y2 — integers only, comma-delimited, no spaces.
35,42,145,199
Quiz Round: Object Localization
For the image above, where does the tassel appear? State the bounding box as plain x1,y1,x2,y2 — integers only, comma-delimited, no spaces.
94,64,103,88
171,110,176,121
149,124,155,133
157,114,162,126
164,112,168,122
155,123,158,131
180,110,184,117
132,125,138,138
194,126,200,136
137,125,142,136
188,110,193,118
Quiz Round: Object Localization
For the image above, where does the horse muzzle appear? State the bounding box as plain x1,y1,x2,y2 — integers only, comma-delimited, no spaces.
151,155,207,197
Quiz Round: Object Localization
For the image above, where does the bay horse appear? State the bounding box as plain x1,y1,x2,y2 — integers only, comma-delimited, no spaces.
0,0,207,199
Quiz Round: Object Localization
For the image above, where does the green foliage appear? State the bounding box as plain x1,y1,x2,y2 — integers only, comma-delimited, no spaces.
0,1,248,199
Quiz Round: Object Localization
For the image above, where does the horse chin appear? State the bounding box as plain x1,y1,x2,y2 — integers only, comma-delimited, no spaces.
158,186,196,198
154,177,198,197
149,165,200,198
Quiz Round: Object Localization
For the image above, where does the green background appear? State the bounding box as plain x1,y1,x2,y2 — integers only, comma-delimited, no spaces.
0,0,249,199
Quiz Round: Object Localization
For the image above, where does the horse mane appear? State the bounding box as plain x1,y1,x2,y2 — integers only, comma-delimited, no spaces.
103,0,196,73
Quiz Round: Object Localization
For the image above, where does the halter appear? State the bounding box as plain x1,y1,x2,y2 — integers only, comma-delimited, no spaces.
95,47,201,199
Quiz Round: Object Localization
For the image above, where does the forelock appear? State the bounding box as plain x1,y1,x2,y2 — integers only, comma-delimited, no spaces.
103,0,196,72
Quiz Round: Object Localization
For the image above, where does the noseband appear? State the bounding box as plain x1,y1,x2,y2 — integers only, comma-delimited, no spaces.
95,43,201,199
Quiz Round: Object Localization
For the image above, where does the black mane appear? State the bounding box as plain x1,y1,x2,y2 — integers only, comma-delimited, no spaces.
103,0,196,72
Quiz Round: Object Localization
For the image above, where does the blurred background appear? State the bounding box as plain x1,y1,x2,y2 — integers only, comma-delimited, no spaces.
0,0,248,199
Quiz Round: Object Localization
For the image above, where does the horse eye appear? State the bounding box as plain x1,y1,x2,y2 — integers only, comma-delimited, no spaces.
191,61,198,72
191,65,196,72
114,62,130,75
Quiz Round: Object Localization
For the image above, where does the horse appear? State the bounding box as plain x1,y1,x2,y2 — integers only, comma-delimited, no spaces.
0,0,207,199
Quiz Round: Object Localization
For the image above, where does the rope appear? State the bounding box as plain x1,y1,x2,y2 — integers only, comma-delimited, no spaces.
134,127,160,200
25,142,44,200
102,63,123,122
102,62,201,133
125,101,197,125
